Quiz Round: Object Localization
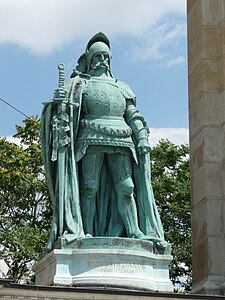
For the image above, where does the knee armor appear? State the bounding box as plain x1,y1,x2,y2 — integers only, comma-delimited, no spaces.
116,176,134,197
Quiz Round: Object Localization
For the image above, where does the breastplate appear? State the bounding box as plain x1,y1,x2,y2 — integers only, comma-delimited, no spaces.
82,79,126,117
75,78,135,162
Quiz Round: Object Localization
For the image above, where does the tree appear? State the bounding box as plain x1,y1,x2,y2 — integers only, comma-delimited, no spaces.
0,117,51,282
151,139,191,291
0,118,191,290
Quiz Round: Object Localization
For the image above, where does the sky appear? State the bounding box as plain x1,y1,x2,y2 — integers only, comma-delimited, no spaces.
0,0,188,146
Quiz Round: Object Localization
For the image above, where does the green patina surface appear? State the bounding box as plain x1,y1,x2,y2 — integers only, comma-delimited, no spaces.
41,32,166,252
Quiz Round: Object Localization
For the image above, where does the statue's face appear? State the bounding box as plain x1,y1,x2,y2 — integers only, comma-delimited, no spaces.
90,51,110,71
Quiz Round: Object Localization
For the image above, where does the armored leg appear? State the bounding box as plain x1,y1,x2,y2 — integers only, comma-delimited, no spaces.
80,150,104,236
107,152,144,238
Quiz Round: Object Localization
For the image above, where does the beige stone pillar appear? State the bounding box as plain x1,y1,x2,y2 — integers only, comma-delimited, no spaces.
188,0,225,295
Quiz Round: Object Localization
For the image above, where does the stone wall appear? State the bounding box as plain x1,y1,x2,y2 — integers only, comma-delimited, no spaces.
0,280,225,300
188,0,225,295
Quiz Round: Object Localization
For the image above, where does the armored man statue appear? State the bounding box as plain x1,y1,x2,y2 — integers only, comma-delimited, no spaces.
41,32,167,251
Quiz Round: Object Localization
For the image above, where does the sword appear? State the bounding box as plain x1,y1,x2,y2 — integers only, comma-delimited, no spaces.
54,63,69,237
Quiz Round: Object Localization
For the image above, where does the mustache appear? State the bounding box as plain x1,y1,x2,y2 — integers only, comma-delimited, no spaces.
93,60,110,70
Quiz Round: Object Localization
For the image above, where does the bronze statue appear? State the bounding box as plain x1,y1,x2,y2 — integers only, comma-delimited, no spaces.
41,33,166,251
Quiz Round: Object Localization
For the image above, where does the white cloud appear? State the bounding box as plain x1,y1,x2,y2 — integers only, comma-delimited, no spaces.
164,21,187,41
149,127,189,147
0,0,186,55
164,56,185,68
5,136,21,145
129,20,187,66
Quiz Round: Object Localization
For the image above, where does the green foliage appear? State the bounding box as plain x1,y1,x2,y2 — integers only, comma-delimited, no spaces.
0,117,51,282
151,139,191,291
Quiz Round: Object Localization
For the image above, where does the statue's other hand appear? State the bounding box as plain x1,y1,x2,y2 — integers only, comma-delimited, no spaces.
137,139,150,155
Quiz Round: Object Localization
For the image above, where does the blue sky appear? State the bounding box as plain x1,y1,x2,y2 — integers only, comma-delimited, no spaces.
0,0,188,145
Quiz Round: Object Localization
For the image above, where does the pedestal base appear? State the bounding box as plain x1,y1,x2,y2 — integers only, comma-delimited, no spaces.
192,275,225,295
33,237,173,292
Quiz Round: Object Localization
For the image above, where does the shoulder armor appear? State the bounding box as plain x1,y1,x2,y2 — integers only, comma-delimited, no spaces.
116,80,136,100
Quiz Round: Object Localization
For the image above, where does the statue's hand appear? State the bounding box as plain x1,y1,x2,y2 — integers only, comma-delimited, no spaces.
137,138,150,155
54,87,67,99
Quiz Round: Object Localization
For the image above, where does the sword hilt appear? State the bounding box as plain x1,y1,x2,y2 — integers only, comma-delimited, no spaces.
58,63,65,88
54,63,66,99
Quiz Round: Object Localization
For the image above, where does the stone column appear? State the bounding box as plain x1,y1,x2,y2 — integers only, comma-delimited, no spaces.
188,0,225,295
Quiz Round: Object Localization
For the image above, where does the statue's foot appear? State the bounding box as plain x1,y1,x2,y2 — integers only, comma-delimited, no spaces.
153,239,169,249
131,232,168,249
131,232,151,240
145,235,169,249
85,233,93,238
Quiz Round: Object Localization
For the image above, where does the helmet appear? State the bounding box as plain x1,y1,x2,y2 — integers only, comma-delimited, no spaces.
85,32,112,72
86,41,112,70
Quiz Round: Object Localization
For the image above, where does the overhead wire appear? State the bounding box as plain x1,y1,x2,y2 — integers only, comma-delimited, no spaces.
0,97,29,119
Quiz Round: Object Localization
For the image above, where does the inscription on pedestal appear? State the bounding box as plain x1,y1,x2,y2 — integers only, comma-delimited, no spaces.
87,261,146,274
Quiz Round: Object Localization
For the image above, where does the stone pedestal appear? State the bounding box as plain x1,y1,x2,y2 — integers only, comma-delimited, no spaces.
33,237,173,292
